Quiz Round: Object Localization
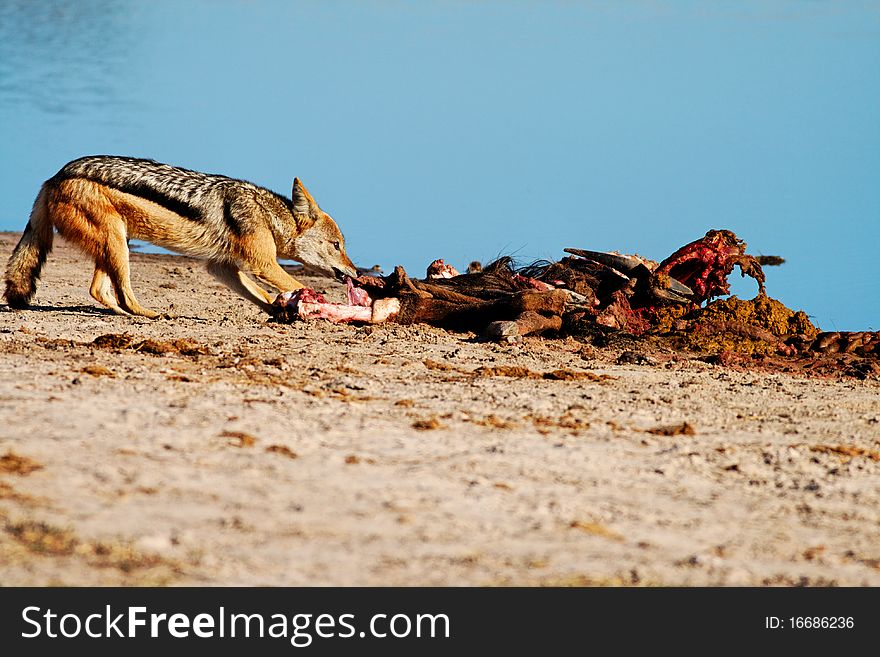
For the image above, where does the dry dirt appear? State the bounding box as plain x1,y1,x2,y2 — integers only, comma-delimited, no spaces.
1,232,879,586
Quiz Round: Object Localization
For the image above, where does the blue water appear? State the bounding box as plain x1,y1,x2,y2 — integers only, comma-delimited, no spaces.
1,1,877,330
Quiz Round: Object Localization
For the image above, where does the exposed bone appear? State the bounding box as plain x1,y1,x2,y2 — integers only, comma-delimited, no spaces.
271,286,395,324
297,301,373,323
371,297,401,323
562,289,592,307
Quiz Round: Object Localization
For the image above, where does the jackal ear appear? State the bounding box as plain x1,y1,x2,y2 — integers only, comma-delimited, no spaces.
291,178,315,217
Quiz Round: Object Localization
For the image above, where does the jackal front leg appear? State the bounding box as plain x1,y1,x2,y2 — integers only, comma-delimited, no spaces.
249,260,306,295
101,231,162,319
207,260,276,312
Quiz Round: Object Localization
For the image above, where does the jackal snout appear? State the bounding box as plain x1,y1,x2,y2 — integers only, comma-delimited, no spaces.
291,218,357,280
290,178,357,280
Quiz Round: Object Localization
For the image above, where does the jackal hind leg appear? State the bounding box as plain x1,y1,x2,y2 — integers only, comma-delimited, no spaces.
206,260,275,312
50,181,161,318
101,228,161,319
89,265,125,315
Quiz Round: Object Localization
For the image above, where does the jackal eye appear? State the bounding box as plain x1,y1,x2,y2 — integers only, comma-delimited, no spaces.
333,240,341,251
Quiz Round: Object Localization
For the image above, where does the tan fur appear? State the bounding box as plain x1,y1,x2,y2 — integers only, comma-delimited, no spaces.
4,167,357,317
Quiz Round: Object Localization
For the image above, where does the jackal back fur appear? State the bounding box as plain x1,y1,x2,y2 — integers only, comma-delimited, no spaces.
3,156,358,317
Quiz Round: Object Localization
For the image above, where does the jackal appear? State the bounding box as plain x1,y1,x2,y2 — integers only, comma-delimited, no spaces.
3,156,358,317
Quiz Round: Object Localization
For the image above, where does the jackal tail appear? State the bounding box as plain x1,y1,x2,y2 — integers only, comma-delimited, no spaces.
4,185,54,308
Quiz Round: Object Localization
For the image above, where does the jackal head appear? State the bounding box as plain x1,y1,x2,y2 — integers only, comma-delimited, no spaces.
289,178,357,281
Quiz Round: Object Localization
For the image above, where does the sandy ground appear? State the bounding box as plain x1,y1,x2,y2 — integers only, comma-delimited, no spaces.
1,231,879,586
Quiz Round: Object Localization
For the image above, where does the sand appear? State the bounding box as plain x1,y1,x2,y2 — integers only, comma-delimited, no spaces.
1,232,878,586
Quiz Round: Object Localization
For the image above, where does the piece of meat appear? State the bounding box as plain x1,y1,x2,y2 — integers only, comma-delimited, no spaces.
653,229,766,303
594,289,651,335
275,288,328,306
426,259,460,279
512,273,556,291
346,277,372,307
272,286,398,324
297,300,374,323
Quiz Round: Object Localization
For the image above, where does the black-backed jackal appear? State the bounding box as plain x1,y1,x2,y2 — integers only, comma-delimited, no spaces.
3,156,358,317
